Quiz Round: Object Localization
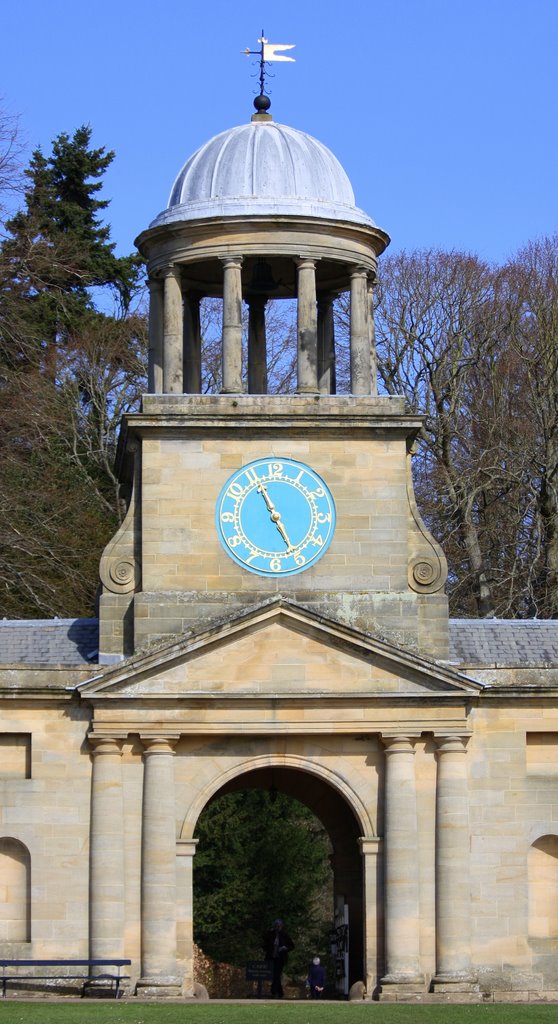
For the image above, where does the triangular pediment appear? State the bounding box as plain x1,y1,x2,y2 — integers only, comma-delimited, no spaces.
79,599,482,700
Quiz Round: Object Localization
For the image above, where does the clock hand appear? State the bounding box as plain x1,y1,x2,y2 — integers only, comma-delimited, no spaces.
257,482,293,550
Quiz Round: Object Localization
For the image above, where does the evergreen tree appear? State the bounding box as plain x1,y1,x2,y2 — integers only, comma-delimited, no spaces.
0,124,147,617
193,790,332,974
0,124,142,374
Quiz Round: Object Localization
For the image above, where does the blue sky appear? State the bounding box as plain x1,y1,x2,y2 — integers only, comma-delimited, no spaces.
2,0,557,264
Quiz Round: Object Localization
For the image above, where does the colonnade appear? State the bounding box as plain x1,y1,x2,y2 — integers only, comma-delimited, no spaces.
89,736,182,994
372,734,475,993
147,257,377,397
88,732,474,996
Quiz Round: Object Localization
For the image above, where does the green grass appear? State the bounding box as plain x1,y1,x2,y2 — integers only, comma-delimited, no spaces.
1,1004,557,1024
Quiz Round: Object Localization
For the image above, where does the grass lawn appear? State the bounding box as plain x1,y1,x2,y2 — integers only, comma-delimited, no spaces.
1,1003,557,1024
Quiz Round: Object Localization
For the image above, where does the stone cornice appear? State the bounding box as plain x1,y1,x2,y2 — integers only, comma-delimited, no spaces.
135,213,389,263
115,395,422,477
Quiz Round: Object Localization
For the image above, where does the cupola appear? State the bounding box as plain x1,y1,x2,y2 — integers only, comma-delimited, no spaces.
135,107,389,397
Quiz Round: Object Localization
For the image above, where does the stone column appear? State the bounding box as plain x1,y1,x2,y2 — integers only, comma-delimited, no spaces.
221,256,244,393
380,736,424,992
176,839,199,997
350,266,372,395
147,277,163,394
296,258,319,393
247,296,267,394
360,836,381,999
317,292,336,394
432,736,476,990
162,265,183,394
137,737,181,995
183,292,202,394
89,738,125,961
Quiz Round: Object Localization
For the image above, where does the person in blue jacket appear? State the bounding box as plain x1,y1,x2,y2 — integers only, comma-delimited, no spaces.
307,956,326,998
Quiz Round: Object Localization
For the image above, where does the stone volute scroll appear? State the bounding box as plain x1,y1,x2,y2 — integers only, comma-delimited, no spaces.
99,454,141,596
406,442,448,594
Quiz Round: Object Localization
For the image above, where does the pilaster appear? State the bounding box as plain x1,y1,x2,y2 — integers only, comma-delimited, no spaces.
176,838,199,997
360,836,381,999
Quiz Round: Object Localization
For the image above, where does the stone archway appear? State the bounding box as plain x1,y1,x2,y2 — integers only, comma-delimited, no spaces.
181,760,374,993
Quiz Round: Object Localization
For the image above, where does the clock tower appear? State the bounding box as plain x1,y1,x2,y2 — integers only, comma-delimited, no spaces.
98,101,448,664
83,93,479,1003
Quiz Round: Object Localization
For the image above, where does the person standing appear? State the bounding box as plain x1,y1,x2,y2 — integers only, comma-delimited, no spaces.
307,956,326,998
263,918,294,998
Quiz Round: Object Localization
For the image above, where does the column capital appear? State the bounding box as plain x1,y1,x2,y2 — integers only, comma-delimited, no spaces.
381,735,419,753
296,256,318,270
349,264,369,280
148,275,163,293
220,255,243,270
88,736,123,756
161,263,181,281
141,736,179,756
434,735,471,754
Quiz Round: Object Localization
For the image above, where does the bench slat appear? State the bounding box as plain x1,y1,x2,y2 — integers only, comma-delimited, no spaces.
0,959,131,999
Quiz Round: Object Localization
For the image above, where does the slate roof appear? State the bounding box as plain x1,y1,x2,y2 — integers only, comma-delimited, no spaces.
2,616,558,669
448,619,558,666
0,618,99,665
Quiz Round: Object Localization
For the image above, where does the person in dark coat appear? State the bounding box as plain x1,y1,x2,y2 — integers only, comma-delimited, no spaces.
262,918,294,998
307,956,326,998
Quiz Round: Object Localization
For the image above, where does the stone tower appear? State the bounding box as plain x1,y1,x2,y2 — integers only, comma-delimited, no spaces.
81,94,480,1002
98,102,449,665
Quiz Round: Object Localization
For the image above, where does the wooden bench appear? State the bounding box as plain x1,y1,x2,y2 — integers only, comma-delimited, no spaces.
0,958,131,999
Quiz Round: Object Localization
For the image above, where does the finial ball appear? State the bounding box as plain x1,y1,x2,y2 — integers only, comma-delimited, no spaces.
254,94,271,113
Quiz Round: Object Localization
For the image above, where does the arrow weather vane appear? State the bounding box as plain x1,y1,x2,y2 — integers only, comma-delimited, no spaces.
243,30,296,98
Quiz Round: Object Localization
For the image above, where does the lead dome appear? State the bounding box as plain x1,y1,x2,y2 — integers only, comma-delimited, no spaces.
149,121,376,230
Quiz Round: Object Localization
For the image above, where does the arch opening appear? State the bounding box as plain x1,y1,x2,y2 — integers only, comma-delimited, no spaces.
190,765,364,997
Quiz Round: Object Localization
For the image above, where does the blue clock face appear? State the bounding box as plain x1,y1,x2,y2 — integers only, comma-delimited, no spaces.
216,458,336,577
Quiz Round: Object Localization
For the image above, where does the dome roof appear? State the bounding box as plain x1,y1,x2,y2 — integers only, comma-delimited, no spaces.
149,120,376,230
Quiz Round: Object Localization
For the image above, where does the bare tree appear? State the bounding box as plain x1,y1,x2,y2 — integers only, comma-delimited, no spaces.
200,298,297,395
372,249,511,617
499,235,558,616
0,103,23,217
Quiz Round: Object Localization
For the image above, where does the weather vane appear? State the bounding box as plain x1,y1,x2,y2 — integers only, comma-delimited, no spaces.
243,30,295,107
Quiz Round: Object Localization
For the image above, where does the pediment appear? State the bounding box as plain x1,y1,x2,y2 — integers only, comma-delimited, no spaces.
79,600,481,701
